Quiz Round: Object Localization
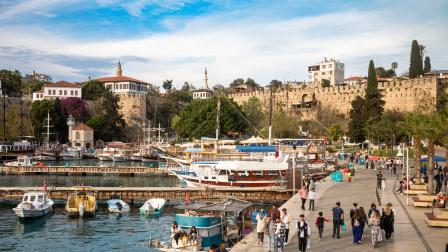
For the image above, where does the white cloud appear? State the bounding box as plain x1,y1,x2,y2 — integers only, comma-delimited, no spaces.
0,2,447,87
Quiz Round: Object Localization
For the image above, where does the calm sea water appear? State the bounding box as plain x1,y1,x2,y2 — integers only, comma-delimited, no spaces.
0,202,175,252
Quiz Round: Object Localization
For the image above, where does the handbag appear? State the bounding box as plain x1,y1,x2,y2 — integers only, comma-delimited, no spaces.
307,238,311,249
341,223,347,232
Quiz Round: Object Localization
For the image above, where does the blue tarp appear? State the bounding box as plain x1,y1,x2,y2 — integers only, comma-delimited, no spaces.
421,156,446,162
184,148,203,153
236,145,277,153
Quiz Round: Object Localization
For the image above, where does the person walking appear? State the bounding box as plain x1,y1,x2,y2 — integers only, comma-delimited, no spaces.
331,202,344,239
274,217,286,252
368,211,382,248
376,171,383,189
281,208,291,245
308,188,316,211
256,209,266,245
349,203,358,227
297,214,310,252
299,186,308,210
367,203,379,218
315,211,329,240
264,216,274,252
352,209,362,244
270,205,280,221
435,170,444,194
381,204,395,240
236,211,244,239
358,206,368,240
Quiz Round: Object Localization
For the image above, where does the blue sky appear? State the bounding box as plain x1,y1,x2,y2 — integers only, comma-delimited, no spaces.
0,0,447,88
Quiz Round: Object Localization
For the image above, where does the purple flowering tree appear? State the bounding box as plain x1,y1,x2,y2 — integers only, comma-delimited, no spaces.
61,97,87,121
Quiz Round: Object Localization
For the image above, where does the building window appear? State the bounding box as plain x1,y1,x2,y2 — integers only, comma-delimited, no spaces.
330,71,333,74
47,89,50,95
53,90,56,95
64,90,67,95
76,131,80,139
59,90,62,95
322,65,326,69
322,72,326,75
75,90,78,96
70,90,73,95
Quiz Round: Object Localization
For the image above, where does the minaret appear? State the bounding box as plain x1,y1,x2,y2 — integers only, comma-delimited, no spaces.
204,67,208,89
115,61,123,77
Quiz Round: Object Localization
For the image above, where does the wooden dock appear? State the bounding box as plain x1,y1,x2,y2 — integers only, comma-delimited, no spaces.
0,166,169,176
0,186,292,201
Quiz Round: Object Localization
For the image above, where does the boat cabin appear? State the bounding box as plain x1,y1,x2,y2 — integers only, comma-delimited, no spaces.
22,192,47,205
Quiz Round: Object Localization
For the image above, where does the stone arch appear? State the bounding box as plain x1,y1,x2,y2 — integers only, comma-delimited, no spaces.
302,93,312,103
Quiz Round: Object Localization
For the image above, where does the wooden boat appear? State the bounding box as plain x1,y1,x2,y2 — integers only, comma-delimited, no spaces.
107,199,130,213
140,198,166,215
4,155,33,166
65,186,97,217
13,191,54,218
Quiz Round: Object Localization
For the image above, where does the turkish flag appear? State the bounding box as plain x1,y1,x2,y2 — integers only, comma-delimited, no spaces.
185,193,190,205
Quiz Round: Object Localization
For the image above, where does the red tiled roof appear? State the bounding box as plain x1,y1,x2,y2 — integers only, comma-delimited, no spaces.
45,80,80,88
34,89,44,93
344,76,362,81
72,123,93,132
96,76,148,84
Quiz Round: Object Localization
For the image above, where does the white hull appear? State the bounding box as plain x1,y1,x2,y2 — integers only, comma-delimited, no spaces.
13,205,52,218
98,156,112,161
62,156,81,161
112,156,126,162
107,199,130,213
34,155,56,161
140,198,166,214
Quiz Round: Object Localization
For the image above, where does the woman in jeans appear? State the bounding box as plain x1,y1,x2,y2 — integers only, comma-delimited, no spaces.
264,216,274,251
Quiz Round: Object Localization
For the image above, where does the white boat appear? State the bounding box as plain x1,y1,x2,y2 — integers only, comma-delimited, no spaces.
13,192,54,218
107,199,130,213
97,153,112,161
61,147,82,160
4,155,33,167
112,154,126,162
140,198,166,215
34,154,56,161
130,153,141,161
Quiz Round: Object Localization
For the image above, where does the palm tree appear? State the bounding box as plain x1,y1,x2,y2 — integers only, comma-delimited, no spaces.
421,113,446,194
391,62,398,77
403,113,425,180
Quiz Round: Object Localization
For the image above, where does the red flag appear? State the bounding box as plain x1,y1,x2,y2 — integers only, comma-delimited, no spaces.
185,193,190,205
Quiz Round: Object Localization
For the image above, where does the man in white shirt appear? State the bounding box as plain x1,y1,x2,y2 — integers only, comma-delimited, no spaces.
297,214,310,252
281,208,291,245
308,189,316,211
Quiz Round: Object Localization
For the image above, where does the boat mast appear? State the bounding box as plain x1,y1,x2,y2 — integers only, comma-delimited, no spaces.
215,91,220,153
46,112,50,148
268,85,273,145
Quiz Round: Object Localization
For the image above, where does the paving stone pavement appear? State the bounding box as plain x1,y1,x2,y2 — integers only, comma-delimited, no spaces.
231,166,447,252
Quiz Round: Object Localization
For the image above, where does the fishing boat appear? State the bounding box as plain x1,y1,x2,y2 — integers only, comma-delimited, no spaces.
4,155,33,166
61,147,82,160
13,192,54,218
140,198,166,215
34,153,56,161
107,199,130,213
65,186,97,217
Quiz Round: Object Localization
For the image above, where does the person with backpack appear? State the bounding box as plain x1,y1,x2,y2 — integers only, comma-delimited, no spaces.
297,214,310,252
352,209,362,244
315,211,329,240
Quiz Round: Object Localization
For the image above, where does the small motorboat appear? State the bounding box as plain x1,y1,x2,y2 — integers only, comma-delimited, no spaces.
61,147,82,160
34,154,56,161
4,155,33,167
107,199,130,213
140,198,166,215
97,153,112,161
13,192,54,218
112,154,126,162
65,186,97,217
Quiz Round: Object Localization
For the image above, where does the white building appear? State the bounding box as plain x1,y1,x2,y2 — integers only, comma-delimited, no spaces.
344,76,364,85
96,61,150,94
308,58,345,86
32,81,82,101
192,68,213,99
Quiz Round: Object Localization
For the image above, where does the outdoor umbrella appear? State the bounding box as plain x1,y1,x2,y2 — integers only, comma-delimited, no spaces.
420,156,446,162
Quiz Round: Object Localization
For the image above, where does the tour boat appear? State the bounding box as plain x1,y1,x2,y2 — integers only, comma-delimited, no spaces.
61,147,82,160
140,198,166,215
171,154,288,188
34,154,56,161
13,192,54,218
65,186,97,217
4,155,33,167
107,199,130,213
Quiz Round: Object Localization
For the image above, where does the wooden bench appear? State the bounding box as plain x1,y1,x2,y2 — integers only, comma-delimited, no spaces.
425,212,448,227
412,195,437,207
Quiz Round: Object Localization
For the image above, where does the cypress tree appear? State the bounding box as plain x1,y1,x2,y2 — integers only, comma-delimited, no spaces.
364,60,384,120
348,96,366,143
409,40,423,78
424,56,431,73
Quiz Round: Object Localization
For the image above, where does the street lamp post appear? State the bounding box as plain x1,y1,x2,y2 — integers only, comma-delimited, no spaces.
297,151,304,188
406,146,410,206
396,145,403,181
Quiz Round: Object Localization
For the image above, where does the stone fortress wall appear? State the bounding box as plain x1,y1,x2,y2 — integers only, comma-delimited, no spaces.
228,77,448,119
117,93,147,124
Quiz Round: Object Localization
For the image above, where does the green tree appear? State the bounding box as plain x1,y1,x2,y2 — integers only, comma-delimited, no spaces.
0,69,22,96
348,96,366,143
391,62,398,76
327,123,343,144
82,80,106,100
402,113,426,179
171,96,248,139
364,60,384,120
241,96,265,132
228,78,245,88
30,99,68,143
409,40,423,78
267,80,283,92
423,56,431,73
162,79,173,91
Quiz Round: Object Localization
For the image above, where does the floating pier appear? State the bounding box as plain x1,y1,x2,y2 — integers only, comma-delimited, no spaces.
0,186,292,201
0,166,169,176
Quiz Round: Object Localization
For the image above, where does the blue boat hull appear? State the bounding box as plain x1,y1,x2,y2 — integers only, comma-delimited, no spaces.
175,214,223,248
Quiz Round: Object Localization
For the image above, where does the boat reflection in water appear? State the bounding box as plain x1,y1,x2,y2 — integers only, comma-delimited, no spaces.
14,212,54,235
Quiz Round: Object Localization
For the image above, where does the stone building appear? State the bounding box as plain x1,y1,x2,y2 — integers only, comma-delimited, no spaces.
228,77,448,120
71,123,94,148
96,62,150,125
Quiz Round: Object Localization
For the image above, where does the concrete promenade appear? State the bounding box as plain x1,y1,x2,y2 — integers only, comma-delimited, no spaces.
231,167,448,252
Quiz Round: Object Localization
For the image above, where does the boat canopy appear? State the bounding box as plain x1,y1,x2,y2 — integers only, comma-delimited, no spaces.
175,198,252,213
236,145,277,153
239,136,269,145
